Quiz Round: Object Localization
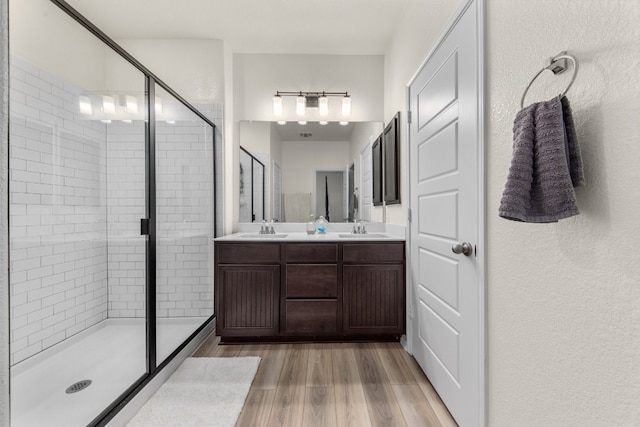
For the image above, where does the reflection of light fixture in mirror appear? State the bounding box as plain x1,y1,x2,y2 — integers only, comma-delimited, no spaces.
273,94,283,116
102,95,115,114
277,120,287,125
318,93,328,116
342,95,351,117
122,119,132,123
100,119,112,124
319,121,328,125
339,121,349,126
125,95,138,114
298,121,307,125
155,97,162,114
79,96,92,115
167,120,175,125
296,93,306,116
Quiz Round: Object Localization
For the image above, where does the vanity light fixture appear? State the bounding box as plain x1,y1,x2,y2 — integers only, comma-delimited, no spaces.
272,90,351,118
339,121,349,126
277,120,287,125
319,121,328,125
298,120,307,125
102,95,116,114
79,95,92,115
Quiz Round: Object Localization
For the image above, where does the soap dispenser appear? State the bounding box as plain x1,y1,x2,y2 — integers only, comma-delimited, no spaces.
306,214,316,235
315,216,328,234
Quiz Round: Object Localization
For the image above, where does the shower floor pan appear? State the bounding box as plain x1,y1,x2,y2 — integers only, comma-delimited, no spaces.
10,317,206,427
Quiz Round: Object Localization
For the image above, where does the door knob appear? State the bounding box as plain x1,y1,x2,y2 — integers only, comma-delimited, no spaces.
452,242,473,256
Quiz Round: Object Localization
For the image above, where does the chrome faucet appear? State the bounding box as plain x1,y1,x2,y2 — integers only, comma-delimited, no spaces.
352,219,367,234
259,220,268,234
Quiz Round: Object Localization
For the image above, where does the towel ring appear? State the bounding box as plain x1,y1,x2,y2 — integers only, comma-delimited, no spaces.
520,52,578,108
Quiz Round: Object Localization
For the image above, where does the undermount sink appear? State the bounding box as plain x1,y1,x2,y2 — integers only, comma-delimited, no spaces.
338,233,389,239
240,234,288,238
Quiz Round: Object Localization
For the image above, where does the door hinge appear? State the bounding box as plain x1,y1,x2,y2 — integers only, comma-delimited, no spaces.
140,218,150,236
407,110,412,124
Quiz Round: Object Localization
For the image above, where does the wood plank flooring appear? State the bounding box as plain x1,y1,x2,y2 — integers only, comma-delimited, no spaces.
193,335,457,427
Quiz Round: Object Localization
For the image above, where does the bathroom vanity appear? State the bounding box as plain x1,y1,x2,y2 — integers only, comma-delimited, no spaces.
214,233,405,342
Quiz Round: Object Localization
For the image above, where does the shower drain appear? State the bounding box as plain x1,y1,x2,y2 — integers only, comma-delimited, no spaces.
65,380,92,394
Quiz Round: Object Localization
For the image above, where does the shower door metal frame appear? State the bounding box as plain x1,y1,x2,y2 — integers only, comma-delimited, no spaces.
239,146,266,222
20,1,220,425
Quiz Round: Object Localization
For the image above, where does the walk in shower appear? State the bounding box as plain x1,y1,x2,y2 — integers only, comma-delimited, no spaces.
7,0,220,425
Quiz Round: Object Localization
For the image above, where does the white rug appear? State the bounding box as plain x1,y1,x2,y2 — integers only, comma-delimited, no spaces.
127,357,261,427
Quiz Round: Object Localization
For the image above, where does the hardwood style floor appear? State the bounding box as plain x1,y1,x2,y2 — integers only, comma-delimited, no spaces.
194,335,457,427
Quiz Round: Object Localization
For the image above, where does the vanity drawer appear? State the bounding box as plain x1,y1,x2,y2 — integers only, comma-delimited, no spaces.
342,242,404,263
285,243,337,263
285,300,338,334
216,242,281,264
286,264,338,298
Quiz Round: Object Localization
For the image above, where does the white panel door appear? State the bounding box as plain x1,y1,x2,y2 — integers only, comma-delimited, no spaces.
408,1,483,426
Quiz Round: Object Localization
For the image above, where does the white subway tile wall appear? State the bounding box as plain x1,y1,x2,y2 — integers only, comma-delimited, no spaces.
9,57,109,365
9,57,223,365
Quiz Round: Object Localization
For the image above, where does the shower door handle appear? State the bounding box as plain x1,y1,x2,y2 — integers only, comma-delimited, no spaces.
140,218,150,235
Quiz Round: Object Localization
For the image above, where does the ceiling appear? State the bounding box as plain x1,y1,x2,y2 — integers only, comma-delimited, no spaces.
65,0,412,55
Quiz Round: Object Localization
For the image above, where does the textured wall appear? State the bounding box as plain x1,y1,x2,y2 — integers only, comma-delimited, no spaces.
486,1,640,425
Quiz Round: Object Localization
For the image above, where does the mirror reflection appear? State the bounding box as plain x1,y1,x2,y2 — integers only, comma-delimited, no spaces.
239,121,383,223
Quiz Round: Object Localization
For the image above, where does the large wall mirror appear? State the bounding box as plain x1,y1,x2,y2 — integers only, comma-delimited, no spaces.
238,121,383,223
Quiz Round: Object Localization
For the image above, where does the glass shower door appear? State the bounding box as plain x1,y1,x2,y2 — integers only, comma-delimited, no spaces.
8,0,148,425
154,84,215,366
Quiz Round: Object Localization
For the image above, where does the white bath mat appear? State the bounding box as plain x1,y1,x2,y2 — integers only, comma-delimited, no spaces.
127,357,260,427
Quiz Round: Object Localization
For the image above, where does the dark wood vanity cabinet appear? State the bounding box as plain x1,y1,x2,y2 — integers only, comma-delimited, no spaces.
284,243,340,335
215,241,404,341
342,243,405,336
215,243,280,337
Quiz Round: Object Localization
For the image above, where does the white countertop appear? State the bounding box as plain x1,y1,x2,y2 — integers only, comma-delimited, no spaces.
214,231,405,242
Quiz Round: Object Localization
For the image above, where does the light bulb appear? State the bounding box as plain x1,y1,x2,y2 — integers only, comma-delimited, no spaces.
319,121,328,125
341,95,351,117
102,95,115,114
296,95,306,116
79,96,92,115
298,121,307,125
126,95,138,114
273,94,283,116
318,95,329,116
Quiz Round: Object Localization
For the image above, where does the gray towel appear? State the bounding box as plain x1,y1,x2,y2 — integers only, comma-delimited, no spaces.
499,95,584,222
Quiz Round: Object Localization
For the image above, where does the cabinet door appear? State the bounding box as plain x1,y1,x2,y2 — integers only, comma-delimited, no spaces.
343,264,405,335
217,265,280,336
